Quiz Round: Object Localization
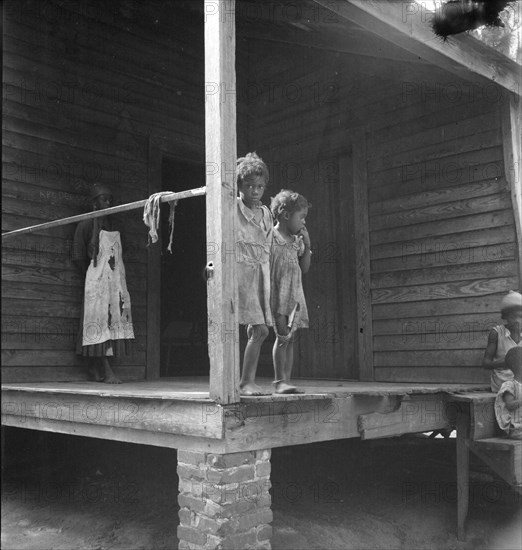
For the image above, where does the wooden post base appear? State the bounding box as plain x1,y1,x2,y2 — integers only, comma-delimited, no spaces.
456,404,470,541
177,449,272,549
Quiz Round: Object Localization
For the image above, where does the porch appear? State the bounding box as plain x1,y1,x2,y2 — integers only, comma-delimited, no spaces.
2,377,488,451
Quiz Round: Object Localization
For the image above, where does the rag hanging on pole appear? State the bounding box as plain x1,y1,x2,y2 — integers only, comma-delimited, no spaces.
1,187,206,239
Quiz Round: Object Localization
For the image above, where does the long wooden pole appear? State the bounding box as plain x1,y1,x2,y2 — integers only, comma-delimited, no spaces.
1,187,207,239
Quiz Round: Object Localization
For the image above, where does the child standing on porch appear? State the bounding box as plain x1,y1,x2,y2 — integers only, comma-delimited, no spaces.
495,347,522,439
270,190,311,394
236,153,273,396
483,291,522,392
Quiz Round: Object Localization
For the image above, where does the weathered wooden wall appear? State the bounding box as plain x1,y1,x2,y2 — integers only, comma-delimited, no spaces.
367,86,517,383
2,0,207,381
247,37,519,383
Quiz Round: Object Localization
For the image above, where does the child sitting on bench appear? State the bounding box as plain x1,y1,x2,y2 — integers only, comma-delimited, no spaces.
495,347,522,440
483,291,521,391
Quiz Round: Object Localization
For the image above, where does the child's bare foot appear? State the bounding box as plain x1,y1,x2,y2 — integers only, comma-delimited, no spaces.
273,381,304,394
240,383,268,396
102,361,122,384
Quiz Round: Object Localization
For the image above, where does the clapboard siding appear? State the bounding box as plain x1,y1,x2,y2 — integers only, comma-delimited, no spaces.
2,0,205,382
248,34,519,383
367,93,518,383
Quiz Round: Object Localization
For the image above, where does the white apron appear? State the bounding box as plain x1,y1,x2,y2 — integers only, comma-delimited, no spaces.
82,230,134,347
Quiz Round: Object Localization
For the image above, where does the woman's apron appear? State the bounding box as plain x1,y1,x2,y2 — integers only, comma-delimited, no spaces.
82,230,134,354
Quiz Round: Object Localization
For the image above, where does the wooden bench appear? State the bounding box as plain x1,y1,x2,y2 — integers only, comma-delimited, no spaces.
470,437,522,487
449,392,521,540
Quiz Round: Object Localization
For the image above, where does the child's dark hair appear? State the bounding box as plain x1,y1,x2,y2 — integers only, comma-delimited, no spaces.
502,306,522,320
236,152,269,186
270,189,311,221
500,291,522,319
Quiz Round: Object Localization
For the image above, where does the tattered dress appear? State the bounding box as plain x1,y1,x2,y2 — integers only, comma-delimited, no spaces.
236,198,273,326
495,379,522,440
74,222,134,356
270,228,309,335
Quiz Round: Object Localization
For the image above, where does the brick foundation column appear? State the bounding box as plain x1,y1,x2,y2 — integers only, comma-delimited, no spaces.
177,449,272,550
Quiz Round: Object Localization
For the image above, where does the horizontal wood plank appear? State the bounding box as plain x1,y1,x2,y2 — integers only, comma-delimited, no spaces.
375,367,489,384
374,349,484,367
1,366,145,383
371,225,515,261
1,349,145,367
370,211,514,246
371,260,517,290
373,294,506,320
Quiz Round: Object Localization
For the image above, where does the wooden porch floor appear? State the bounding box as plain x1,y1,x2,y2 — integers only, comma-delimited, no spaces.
1,376,490,402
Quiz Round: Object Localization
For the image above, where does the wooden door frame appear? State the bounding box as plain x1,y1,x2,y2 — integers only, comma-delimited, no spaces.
336,131,373,381
336,150,357,380
146,144,205,380
351,130,373,381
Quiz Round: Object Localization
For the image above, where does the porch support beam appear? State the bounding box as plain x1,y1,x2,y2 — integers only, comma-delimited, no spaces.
500,93,522,286
313,0,521,96
204,0,240,404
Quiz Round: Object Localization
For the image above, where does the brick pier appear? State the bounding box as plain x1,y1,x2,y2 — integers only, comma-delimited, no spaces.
177,449,273,549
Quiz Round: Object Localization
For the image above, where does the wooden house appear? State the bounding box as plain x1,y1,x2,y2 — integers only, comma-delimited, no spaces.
2,0,521,547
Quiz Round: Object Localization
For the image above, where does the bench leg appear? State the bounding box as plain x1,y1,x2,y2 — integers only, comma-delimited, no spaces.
456,407,470,541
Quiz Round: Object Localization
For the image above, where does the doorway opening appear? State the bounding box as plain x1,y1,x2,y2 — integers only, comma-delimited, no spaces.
159,157,209,377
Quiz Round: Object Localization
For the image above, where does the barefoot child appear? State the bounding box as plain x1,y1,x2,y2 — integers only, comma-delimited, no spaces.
483,291,522,392
236,153,273,396
270,190,311,394
495,347,522,439
72,184,134,383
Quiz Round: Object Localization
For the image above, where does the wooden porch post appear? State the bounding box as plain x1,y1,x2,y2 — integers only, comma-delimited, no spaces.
456,404,471,541
500,93,522,286
205,0,240,404
146,139,162,380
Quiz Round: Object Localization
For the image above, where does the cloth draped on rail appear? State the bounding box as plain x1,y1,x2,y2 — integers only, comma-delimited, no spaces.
142,192,178,253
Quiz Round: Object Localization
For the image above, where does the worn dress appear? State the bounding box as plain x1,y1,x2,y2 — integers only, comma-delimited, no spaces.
495,379,522,440
73,218,134,356
236,198,273,326
490,325,521,392
270,228,309,336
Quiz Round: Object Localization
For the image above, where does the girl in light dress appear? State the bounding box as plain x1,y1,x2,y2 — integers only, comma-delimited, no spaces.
269,190,311,394
236,153,273,396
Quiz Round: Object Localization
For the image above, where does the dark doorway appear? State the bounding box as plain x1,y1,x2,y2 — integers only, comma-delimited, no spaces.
159,157,208,376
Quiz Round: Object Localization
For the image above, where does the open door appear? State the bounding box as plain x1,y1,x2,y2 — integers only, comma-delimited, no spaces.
147,157,209,379
158,156,208,377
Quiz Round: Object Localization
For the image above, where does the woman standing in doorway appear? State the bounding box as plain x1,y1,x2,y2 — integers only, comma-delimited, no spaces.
73,184,134,383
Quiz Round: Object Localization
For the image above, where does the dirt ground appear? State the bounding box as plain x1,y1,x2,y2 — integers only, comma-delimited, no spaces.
2,429,521,550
